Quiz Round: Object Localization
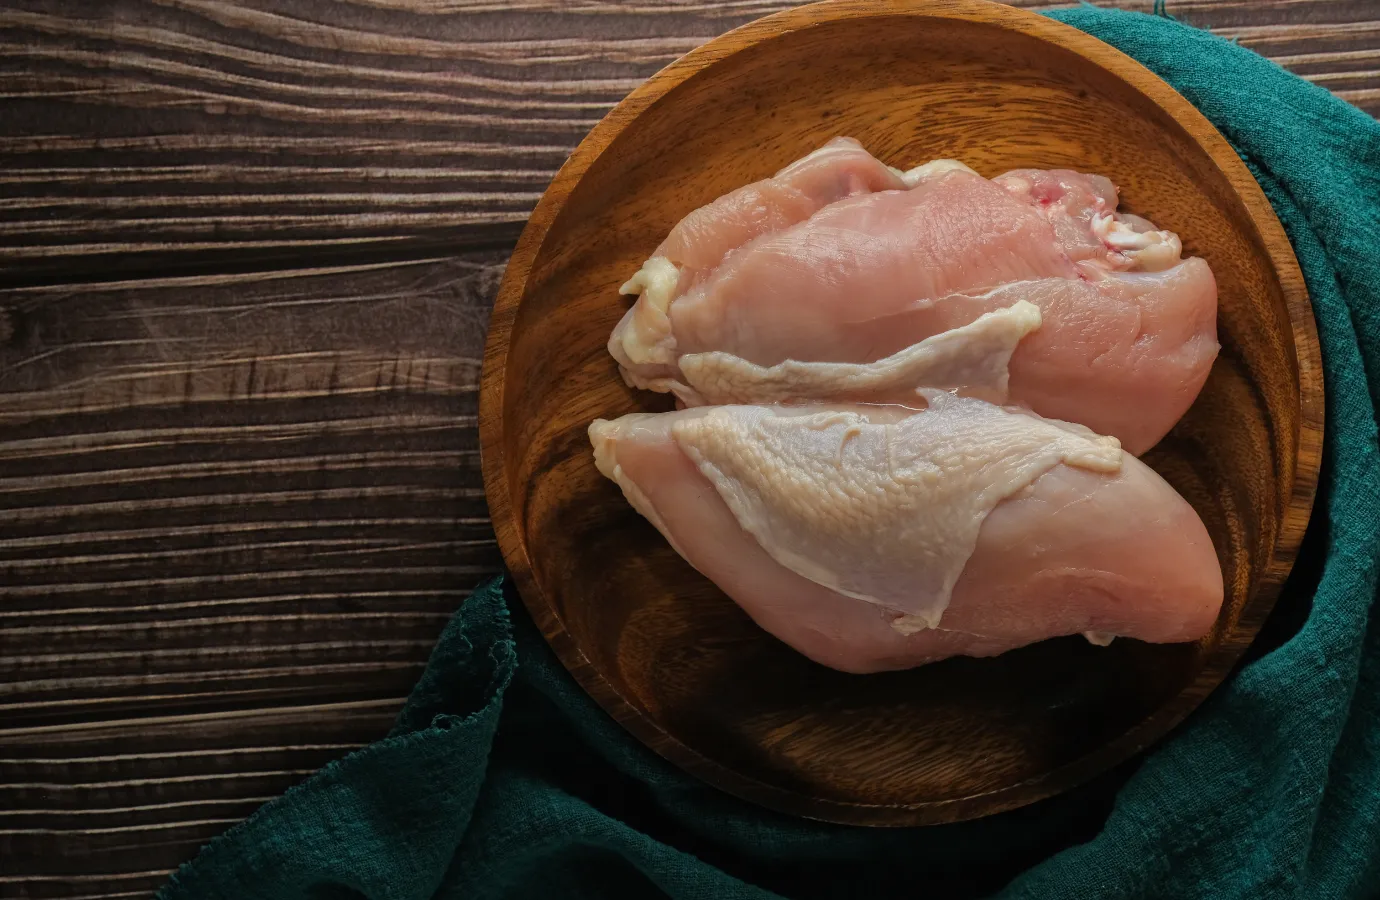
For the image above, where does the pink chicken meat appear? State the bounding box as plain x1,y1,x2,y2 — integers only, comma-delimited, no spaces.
609,141,1219,455
589,397,1223,674
652,135,906,277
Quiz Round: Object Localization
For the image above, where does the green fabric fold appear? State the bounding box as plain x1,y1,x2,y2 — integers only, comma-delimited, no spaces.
159,9,1380,899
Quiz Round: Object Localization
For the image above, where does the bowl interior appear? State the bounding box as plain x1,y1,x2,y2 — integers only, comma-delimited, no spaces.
487,5,1317,824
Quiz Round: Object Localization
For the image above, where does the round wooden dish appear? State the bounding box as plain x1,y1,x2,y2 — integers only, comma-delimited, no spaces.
480,0,1323,825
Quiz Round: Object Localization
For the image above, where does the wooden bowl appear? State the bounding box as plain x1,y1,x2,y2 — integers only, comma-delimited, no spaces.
480,0,1322,825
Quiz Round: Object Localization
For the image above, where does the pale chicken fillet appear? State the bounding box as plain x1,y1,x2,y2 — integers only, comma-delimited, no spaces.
611,137,906,373
674,265,1218,452
612,163,1070,377
609,148,1218,455
655,136,907,275
589,396,1223,674
995,167,1186,273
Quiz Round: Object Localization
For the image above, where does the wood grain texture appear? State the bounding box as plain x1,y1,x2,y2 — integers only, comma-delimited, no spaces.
0,0,1376,288
0,253,502,730
0,0,1365,894
481,0,1322,825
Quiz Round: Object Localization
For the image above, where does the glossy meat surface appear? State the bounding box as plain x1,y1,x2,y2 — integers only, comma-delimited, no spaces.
590,399,1222,673
609,142,1219,454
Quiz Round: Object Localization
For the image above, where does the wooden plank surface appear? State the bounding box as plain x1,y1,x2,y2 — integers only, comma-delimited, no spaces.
0,0,1373,895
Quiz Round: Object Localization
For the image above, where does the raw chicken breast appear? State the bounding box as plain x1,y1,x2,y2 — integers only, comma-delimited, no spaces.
589,395,1223,674
996,168,1185,273
609,144,1218,455
612,137,906,370
612,162,1069,380
679,300,1044,407
674,265,1218,453
655,136,906,276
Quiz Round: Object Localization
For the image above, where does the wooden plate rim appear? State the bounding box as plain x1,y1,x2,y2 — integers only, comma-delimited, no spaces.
478,0,1324,826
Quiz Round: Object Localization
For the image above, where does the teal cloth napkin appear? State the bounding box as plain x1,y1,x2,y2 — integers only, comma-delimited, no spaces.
159,8,1380,899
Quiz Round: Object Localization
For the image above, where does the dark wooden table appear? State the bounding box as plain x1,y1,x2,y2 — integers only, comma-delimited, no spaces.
0,1,1373,896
